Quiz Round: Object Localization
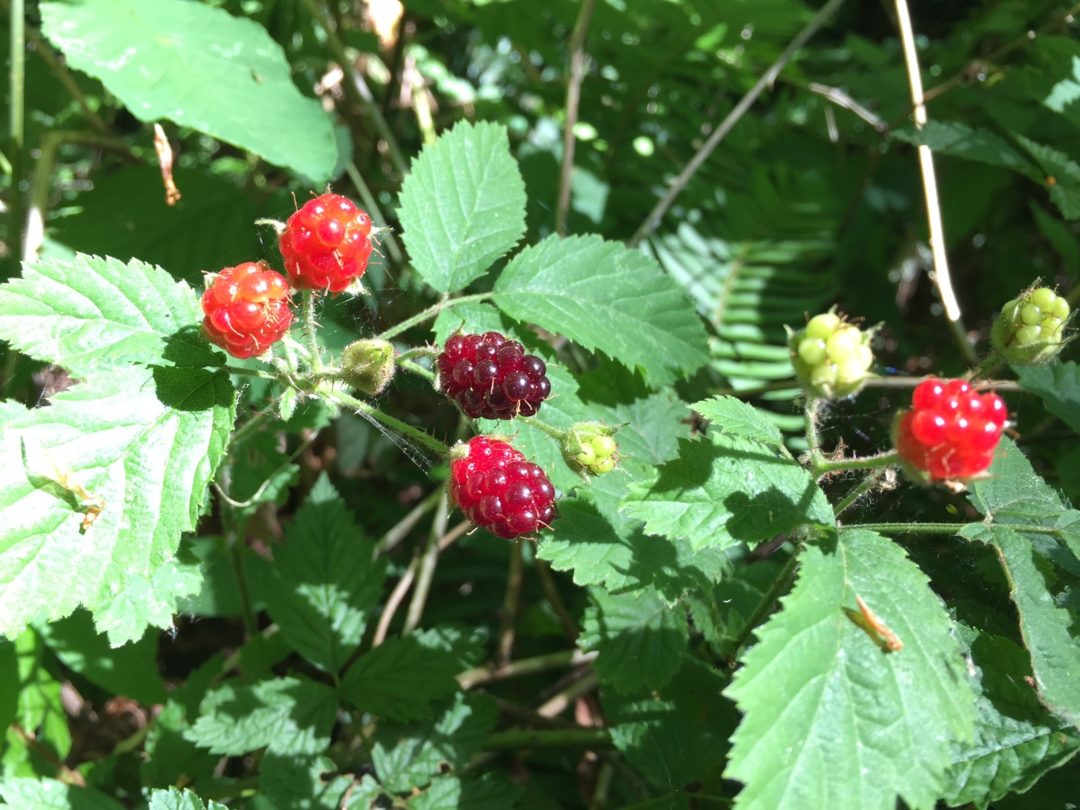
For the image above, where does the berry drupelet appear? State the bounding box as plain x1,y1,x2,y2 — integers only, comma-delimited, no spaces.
201,261,293,359
449,436,557,539
279,193,374,293
437,332,552,419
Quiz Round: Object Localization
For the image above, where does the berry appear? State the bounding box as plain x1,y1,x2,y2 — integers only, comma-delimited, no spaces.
991,285,1070,364
449,436,557,539
894,377,1008,481
202,262,293,359
437,332,552,419
789,312,875,399
562,422,620,476
279,193,374,293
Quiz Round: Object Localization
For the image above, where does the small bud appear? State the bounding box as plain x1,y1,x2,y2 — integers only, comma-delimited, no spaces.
562,422,620,476
788,310,876,399
340,338,396,396
990,285,1070,364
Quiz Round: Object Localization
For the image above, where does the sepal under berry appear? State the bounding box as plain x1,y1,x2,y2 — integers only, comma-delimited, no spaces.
562,422,620,476
340,338,395,396
990,285,1071,365
788,310,876,399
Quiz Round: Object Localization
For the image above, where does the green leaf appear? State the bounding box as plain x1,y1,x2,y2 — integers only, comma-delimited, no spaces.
605,656,737,790
254,474,386,672
1016,362,1080,434
36,610,166,704
406,774,521,810
891,121,1036,176
724,530,976,810
39,0,337,181
968,437,1070,523
146,788,228,810
0,779,123,810
341,630,461,722
258,753,353,810
960,523,1080,728
0,366,234,645
187,676,338,756
691,396,785,446
11,630,71,760
943,630,1080,809
580,586,689,693
1014,135,1080,220
398,121,526,293
0,640,16,736
0,254,210,375
493,235,709,385
623,432,832,551
372,693,497,793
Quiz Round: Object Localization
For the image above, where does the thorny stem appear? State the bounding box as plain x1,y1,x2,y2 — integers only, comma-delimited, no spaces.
813,451,901,478
519,415,569,442
377,293,494,341
403,491,449,633
629,0,847,245
843,522,1064,537
804,398,822,454
833,469,888,518
301,291,323,373
730,550,801,657
555,0,598,236
458,649,597,689
894,0,978,365
399,358,436,382
326,389,451,456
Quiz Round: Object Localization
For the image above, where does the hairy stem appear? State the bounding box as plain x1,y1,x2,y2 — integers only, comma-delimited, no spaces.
326,389,451,455
833,469,888,518
813,450,900,477
301,291,322,373
843,521,1063,536
377,293,494,341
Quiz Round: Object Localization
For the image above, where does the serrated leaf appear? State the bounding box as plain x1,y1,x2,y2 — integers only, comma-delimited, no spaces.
891,121,1036,176
605,656,736,790
259,753,353,810
961,523,1080,728
493,235,709,385
406,774,521,810
187,676,337,756
0,366,234,645
692,396,784,446
372,693,497,793
147,788,228,810
580,586,688,693
254,474,385,672
11,630,71,760
724,530,976,810
39,0,337,181
341,630,461,722
968,437,1070,523
398,121,526,292
0,778,123,810
943,630,1080,809
1016,362,1080,434
0,254,211,375
623,433,832,551
1014,135,1080,220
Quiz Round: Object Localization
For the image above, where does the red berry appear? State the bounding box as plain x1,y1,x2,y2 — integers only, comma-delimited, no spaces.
279,193,374,293
449,436,557,539
437,332,552,419
895,379,1008,481
201,262,293,359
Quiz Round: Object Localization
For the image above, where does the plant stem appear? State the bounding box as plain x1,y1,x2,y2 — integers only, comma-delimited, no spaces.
804,398,822,454
326,388,451,455
833,469,887,518
375,489,442,556
9,0,25,269
301,291,322,373
535,558,580,641
497,542,525,666
629,0,847,245
843,521,1062,536
224,365,282,381
459,649,597,689
377,293,493,341
484,727,612,751
400,358,435,382
520,415,569,442
813,451,900,477
730,551,800,657
894,0,977,365
396,345,440,362
538,671,599,718
403,491,449,633
371,549,419,647
555,0,597,236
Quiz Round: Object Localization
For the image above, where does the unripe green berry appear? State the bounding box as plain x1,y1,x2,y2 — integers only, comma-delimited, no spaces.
562,422,620,476
798,338,828,365
788,310,876,399
805,313,840,340
340,338,396,396
991,285,1071,364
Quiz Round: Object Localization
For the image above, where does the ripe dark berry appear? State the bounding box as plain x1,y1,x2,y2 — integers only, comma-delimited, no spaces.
450,436,557,539
202,262,293,359
279,193,374,293
894,377,1008,481
437,332,552,419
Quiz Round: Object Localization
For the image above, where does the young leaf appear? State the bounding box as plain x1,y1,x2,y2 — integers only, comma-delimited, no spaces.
724,530,976,810
398,121,526,292
0,778,124,809
943,630,1080,809
579,586,689,693
623,432,833,551
39,0,337,181
254,474,386,673
0,254,211,375
341,630,461,722
492,235,709,385
372,693,497,793
604,656,737,790
1016,362,1080,434
187,676,338,756
147,788,228,810
0,366,234,645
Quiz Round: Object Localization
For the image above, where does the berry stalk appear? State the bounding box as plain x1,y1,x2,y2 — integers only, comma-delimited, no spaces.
301,290,323,373
377,293,493,341
326,389,451,456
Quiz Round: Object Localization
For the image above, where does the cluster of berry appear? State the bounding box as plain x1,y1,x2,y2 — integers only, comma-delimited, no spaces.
201,193,374,358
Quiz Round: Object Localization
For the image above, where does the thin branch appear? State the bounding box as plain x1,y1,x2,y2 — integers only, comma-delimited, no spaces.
894,0,977,364
403,491,449,633
730,551,800,657
372,549,419,647
9,0,25,269
842,521,1063,537
496,542,526,666
377,292,493,341
458,649,597,690
537,670,599,718
535,558,580,640
375,489,441,556
629,0,847,245
806,81,887,133
555,0,597,237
